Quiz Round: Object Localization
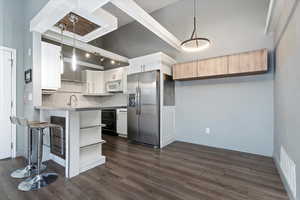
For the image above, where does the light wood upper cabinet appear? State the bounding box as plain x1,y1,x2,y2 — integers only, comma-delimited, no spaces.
228,49,268,74
197,56,228,77
172,49,268,80
173,61,198,80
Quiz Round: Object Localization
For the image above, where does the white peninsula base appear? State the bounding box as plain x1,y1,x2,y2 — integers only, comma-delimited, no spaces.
38,107,106,178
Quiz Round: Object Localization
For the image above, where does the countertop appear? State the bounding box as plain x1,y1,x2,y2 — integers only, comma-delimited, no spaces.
35,105,127,111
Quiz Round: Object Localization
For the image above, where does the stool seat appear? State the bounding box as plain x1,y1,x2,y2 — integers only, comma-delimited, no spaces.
10,116,63,191
28,122,50,129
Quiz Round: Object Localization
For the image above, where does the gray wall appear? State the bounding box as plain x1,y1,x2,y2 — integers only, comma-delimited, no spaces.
274,2,300,200
0,0,25,154
20,0,49,155
101,0,274,156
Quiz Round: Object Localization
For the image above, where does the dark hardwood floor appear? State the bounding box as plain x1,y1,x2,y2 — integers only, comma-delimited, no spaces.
0,135,288,200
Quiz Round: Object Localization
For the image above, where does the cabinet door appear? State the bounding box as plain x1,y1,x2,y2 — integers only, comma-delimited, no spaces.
94,71,104,93
122,67,129,94
173,62,198,80
228,49,268,74
41,42,61,90
128,64,142,75
117,109,127,136
197,56,228,77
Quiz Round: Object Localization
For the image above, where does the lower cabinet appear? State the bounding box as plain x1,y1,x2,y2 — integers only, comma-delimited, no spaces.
117,109,127,137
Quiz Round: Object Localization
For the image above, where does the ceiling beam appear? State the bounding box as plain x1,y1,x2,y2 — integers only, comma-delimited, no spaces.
30,0,117,42
110,0,182,51
264,0,275,34
265,0,299,45
43,30,129,63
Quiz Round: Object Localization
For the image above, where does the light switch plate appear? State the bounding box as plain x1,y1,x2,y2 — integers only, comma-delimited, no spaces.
28,93,33,101
205,128,210,134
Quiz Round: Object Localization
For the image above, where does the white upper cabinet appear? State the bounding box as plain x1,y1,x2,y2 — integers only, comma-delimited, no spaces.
81,70,105,94
41,41,61,90
104,67,128,93
104,68,124,82
128,52,176,75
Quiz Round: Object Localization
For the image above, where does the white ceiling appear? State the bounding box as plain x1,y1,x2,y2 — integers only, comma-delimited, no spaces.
102,0,181,27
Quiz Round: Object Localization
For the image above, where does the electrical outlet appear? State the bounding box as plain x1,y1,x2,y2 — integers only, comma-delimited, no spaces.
205,128,210,135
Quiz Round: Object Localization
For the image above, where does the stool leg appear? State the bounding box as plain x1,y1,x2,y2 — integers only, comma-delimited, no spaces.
10,128,35,178
18,128,58,191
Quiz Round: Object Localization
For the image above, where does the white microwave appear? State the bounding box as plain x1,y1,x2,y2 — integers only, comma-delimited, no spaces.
106,80,123,92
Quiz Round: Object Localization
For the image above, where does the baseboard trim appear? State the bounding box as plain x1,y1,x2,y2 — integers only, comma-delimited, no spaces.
274,156,296,200
79,156,106,173
161,137,175,148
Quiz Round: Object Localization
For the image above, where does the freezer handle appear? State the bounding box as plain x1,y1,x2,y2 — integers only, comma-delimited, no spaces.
138,87,142,115
136,87,140,115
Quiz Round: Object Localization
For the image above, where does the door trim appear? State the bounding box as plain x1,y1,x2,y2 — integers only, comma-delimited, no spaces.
0,46,17,158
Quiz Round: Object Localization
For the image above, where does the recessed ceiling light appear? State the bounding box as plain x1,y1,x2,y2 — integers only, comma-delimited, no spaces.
111,60,116,65
85,53,90,58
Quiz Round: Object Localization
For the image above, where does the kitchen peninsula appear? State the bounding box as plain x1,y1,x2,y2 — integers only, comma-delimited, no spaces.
36,106,106,178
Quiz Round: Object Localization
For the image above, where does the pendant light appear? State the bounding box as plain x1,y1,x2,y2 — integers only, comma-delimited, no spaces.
181,0,210,52
58,23,66,74
69,14,78,71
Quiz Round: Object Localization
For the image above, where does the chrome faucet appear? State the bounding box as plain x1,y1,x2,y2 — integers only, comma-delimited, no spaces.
67,95,78,107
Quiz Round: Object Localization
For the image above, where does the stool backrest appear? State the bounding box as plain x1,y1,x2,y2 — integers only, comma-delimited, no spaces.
17,118,29,127
10,116,18,125
10,116,29,127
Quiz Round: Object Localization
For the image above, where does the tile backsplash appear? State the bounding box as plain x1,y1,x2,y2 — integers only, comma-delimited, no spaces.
42,81,127,107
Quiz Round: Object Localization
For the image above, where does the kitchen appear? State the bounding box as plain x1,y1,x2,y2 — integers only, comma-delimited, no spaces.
36,35,176,178
0,0,299,199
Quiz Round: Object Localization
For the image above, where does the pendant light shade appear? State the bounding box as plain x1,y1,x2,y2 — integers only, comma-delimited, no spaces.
69,14,78,71
59,23,66,74
72,48,77,71
181,0,210,52
181,37,210,52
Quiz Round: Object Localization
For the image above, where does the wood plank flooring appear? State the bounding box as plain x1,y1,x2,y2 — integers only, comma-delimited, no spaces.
0,135,288,200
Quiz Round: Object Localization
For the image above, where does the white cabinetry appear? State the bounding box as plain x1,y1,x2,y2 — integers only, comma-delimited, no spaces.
117,108,127,137
41,41,61,90
104,68,123,82
79,110,105,174
128,52,176,75
104,67,128,93
81,70,105,94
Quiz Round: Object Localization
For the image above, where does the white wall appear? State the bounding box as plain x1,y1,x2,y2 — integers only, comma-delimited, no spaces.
274,1,300,199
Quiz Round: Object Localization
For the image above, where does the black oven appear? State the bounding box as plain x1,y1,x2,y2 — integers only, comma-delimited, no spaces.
101,109,118,136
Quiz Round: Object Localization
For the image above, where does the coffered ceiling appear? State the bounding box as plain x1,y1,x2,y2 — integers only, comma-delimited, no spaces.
102,0,180,27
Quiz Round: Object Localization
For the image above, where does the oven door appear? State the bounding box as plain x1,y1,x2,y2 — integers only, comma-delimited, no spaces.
102,109,117,135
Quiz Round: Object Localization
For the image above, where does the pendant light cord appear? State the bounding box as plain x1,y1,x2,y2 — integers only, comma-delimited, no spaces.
191,0,197,39
190,0,199,47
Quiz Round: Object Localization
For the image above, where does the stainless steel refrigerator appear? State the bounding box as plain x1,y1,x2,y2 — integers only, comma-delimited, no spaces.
127,70,160,147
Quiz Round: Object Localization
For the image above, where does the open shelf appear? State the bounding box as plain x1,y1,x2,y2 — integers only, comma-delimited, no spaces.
61,79,85,84
82,93,114,97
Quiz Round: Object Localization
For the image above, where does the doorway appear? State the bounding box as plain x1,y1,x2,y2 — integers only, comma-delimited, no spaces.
0,47,16,159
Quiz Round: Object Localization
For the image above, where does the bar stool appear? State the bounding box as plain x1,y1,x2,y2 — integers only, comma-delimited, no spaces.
9,117,46,178
10,116,64,191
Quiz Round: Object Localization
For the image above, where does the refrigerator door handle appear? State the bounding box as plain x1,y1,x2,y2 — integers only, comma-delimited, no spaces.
136,87,140,115
138,87,142,115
